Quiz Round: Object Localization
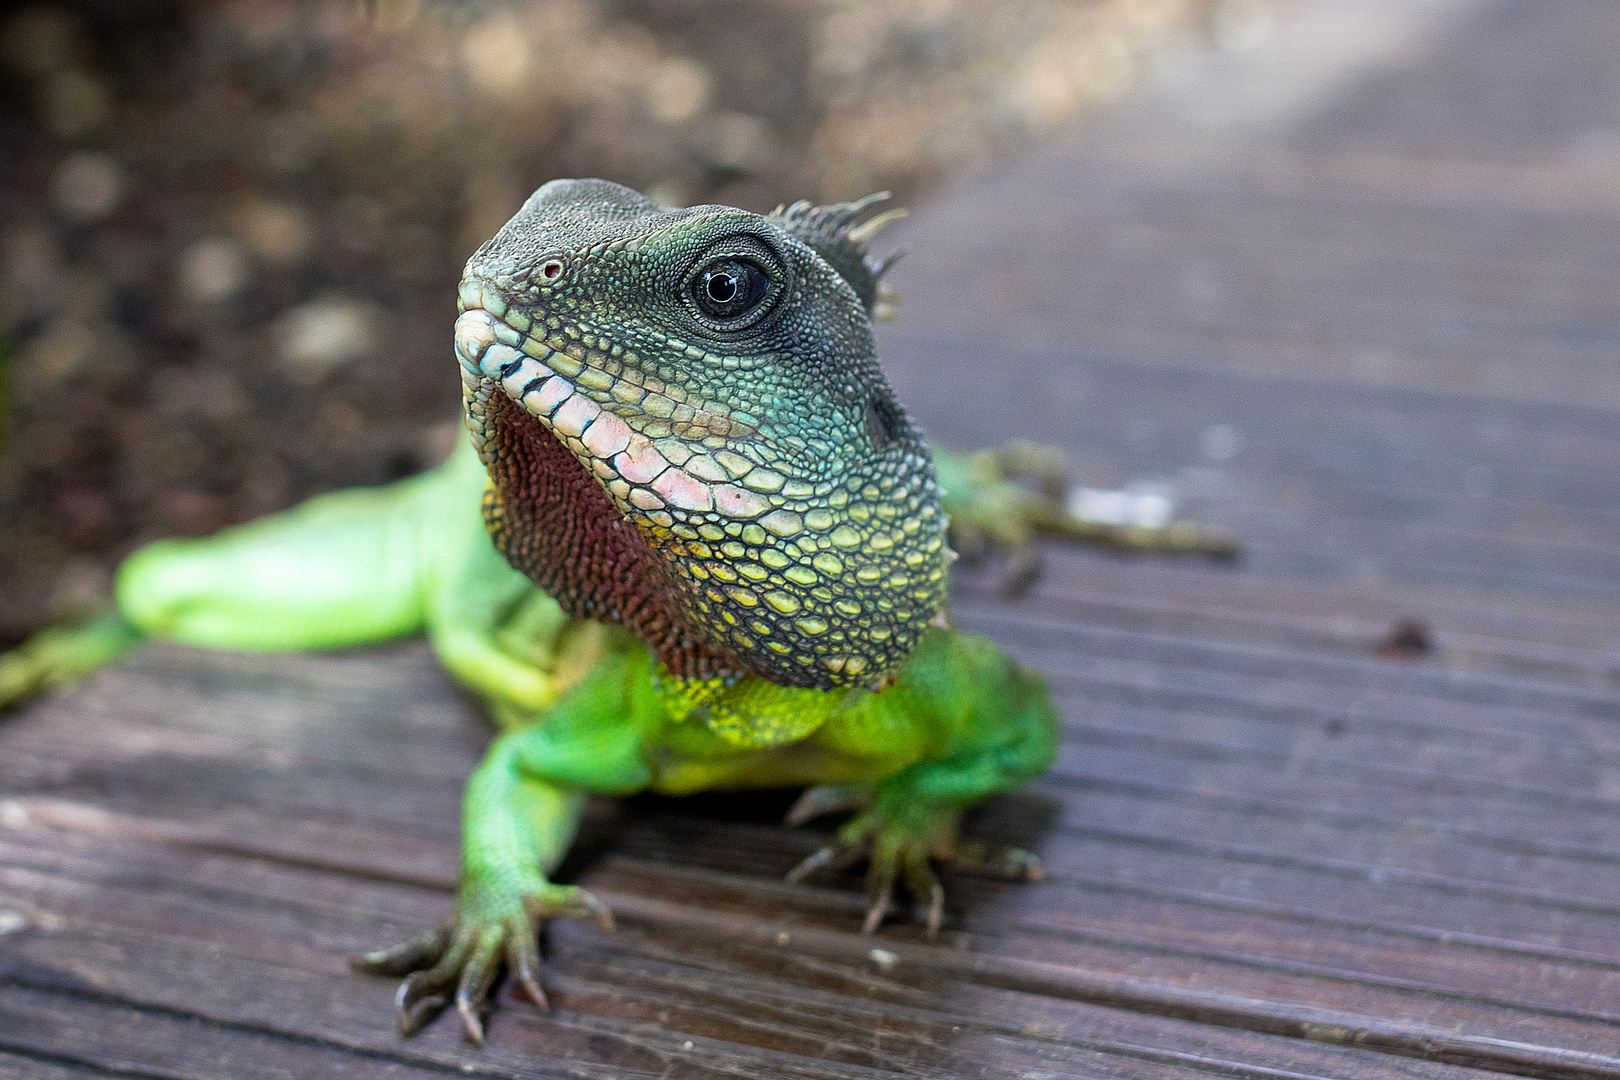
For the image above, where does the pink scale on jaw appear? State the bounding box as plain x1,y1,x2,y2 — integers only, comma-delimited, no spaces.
529,377,573,415
713,484,769,518
500,356,542,397
583,411,632,457
551,393,600,437
686,455,728,482
652,468,713,511
615,439,669,484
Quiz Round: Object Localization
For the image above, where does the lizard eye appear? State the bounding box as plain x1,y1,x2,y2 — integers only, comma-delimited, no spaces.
692,258,771,321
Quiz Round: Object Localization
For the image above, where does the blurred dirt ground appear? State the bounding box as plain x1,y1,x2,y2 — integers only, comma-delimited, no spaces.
0,0,1274,642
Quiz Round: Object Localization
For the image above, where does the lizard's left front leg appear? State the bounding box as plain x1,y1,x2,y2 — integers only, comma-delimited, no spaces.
352,649,654,1045
789,628,1059,935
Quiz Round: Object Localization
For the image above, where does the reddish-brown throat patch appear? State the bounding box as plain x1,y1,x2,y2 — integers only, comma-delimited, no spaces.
481,391,746,680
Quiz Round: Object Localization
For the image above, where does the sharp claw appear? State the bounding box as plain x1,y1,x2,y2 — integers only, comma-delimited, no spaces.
396,976,448,1038
456,990,487,1048
454,936,501,1048
456,990,486,1049
520,974,549,1012
863,856,897,935
785,784,869,826
862,888,891,935
401,1000,448,1039
571,889,615,932
786,844,838,883
785,787,827,826
393,978,413,1035
950,840,1046,881
508,935,549,1013
398,971,431,1014
352,925,451,976
900,845,943,936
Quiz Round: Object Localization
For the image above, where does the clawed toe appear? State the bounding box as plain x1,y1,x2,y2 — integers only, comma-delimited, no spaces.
396,969,451,1037
787,812,954,937
786,841,863,883
350,925,452,977
949,839,1045,882
506,930,548,1011
785,784,872,826
393,929,474,1038
354,884,615,1044
861,860,896,935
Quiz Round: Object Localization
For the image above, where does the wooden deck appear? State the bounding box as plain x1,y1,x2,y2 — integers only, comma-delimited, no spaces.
6,0,1620,1075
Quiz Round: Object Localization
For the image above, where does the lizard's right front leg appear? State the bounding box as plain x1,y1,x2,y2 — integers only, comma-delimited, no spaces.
352,649,655,1045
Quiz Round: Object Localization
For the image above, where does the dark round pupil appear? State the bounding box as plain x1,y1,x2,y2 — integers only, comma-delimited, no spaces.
705,272,739,304
694,258,770,321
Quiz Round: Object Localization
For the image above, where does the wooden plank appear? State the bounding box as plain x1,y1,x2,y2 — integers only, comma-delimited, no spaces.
0,795,1514,1080
6,589,1620,1075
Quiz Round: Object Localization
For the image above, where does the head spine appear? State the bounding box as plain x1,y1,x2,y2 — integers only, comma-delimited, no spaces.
769,193,905,321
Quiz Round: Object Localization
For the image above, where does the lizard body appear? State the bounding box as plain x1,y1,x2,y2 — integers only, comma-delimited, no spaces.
0,180,1221,1044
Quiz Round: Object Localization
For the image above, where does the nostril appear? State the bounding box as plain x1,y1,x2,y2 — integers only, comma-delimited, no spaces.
540,259,564,281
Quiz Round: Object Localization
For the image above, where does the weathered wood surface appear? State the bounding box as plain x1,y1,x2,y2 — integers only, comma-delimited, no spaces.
6,0,1620,1075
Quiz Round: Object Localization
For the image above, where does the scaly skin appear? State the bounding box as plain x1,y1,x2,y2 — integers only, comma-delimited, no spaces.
0,180,1214,1046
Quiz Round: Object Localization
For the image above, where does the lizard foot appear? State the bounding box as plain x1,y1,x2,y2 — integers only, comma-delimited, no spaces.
787,786,1045,935
936,441,1240,597
350,881,612,1046
788,795,1042,937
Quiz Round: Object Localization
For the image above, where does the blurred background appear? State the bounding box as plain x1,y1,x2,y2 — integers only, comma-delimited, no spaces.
0,0,1281,645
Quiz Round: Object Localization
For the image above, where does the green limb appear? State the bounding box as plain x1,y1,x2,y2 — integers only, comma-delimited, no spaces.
419,436,619,724
934,442,1239,596
425,511,565,719
792,628,1057,935
0,609,141,710
2,456,452,713
354,739,606,1046
353,654,652,1044
419,435,575,718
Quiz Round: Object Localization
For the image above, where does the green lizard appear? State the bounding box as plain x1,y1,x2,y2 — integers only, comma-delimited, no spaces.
0,180,1226,1044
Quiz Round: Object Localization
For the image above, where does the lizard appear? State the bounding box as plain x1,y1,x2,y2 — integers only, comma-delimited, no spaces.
0,179,1230,1045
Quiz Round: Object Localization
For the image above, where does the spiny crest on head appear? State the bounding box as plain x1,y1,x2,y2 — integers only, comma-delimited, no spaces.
769,192,906,322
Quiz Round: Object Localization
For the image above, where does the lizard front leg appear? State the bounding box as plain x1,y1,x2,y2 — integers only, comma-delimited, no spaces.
353,740,605,1044
788,627,1058,934
353,647,655,1044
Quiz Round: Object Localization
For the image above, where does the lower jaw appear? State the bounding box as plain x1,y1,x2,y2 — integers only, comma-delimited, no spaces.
473,386,748,682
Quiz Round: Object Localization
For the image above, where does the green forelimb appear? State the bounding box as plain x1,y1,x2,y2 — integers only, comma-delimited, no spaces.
793,628,1059,933
353,647,652,1044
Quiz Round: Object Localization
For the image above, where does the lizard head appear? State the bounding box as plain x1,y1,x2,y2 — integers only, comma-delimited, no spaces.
455,178,947,689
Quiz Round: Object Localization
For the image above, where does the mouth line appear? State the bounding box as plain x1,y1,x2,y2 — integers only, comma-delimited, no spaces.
456,307,796,524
